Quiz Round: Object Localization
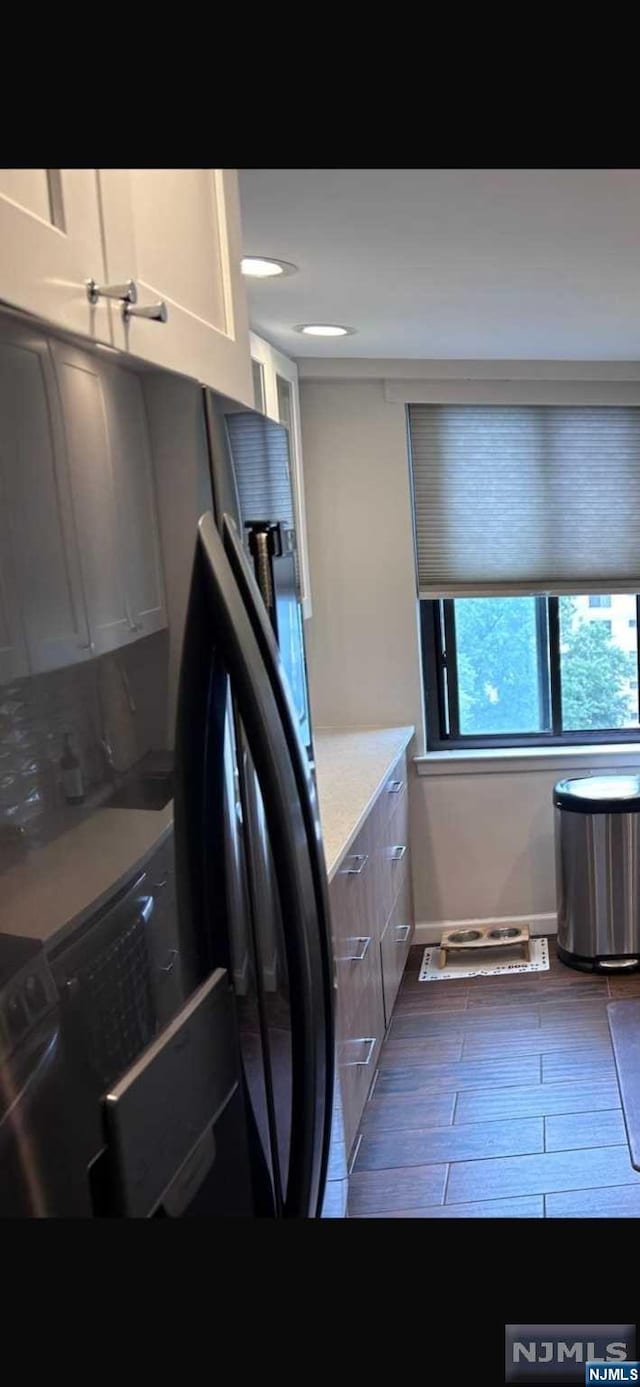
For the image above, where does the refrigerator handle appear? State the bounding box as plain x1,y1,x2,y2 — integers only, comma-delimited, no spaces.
193,511,335,1217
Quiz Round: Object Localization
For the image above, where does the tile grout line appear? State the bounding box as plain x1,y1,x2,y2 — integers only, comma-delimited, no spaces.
441,1161,452,1206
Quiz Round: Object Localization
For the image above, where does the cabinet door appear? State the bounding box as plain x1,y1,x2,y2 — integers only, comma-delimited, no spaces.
0,170,110,342
0,466,29,682
0,320,92,673
99,169,253,405
380,864,414,1027
331,821,386,1157
50,341,132,656
101,366,167,639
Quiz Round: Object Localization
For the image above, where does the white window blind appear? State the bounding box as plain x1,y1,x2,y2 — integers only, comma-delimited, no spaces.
408,403,640,597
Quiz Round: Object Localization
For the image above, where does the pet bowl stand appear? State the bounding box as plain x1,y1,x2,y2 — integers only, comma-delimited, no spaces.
439,923,531,970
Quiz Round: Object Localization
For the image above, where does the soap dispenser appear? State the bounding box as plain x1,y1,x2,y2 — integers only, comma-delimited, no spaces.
60,732,85,804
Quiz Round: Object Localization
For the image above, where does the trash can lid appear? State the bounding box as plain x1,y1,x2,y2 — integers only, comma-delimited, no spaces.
554,774,640,813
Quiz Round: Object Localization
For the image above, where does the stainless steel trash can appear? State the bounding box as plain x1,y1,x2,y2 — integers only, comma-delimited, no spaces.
554,774,640,972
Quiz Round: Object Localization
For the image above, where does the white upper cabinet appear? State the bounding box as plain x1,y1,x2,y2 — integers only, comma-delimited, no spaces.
0,319,92,674
50,341,132,657
50,340,167,658
0,472,29,683
98,169,253,405
249,332,313,618
0,170,111,342
101,366,167,639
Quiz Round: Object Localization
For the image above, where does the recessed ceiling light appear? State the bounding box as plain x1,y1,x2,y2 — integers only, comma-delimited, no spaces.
293,323,356,337
241,256,298,279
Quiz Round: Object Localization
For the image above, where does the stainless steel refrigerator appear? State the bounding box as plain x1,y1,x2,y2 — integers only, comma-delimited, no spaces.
0,302,336,1217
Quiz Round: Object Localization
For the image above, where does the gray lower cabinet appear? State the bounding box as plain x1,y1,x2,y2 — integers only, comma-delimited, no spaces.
329,749,414,1160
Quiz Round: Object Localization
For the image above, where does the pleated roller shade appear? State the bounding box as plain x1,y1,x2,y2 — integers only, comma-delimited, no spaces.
408,403,640,596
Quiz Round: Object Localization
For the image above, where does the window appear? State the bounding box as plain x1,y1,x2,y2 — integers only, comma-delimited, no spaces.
422,594,640,747
251,358,265,414
408,402,640,749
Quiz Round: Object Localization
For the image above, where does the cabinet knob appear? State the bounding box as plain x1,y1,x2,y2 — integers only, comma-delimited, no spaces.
339,853,369,876
78,638,95,652
158,949,179,974
338,936,371,963
86,278,137,306
343,1037,376,1068
123,300,168,324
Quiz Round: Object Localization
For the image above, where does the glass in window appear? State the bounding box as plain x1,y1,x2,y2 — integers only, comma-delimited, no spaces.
559,595,639,730
453,596,550,736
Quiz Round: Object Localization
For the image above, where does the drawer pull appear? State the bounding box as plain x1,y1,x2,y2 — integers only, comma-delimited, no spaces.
395,923,412,943
151,872,170,890
158,949,179,974
387,779,404,793
339,936,371,963
344,1037,376,1067
340,853,369,876
390,844,407,862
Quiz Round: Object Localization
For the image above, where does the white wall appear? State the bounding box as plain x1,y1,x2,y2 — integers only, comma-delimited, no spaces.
299,375,640,937
300,380,423,735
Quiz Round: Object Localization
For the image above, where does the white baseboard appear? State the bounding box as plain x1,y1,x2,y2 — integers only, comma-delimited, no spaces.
414,912,557,946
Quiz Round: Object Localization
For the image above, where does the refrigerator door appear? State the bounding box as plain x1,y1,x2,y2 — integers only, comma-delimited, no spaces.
221,513,335,1214
181,512,334,1216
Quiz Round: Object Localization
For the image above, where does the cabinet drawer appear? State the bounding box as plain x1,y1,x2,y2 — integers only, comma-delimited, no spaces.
330,834,385,1158
338,955,385,1157
380,863,414,1027
376,787,411,929
381,750,408,827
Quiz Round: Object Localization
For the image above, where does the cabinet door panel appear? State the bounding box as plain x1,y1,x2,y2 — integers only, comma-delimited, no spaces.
0,170,110,341
100,169,252,404
50,342,131,655
101,367,167,638
0,323,91,673
0,463,28,682
330,824,385,1157
380,862,414,1027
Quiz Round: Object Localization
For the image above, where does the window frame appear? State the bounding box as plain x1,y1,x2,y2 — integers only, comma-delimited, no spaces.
421,594,640,750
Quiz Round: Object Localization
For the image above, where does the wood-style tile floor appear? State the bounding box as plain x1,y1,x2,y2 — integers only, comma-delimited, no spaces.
349,941,640,1218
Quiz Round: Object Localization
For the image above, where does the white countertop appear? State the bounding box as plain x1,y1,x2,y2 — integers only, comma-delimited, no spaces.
2,725,414,950
1,804,173,948
313,726,415,880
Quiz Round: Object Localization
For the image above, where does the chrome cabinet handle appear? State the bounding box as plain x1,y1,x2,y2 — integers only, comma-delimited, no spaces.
123,299,168,324
151,872,170,890
387,779,404,793
138,895,154,924
343,1037,376,1067
86,278,137,306
390,844,407,862
158,949,178,974
338,936,371,963
395,923,411,943
339,853,369,876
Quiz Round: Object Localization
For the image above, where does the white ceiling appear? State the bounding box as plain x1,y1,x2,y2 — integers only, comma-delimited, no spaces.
238,169,640,361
